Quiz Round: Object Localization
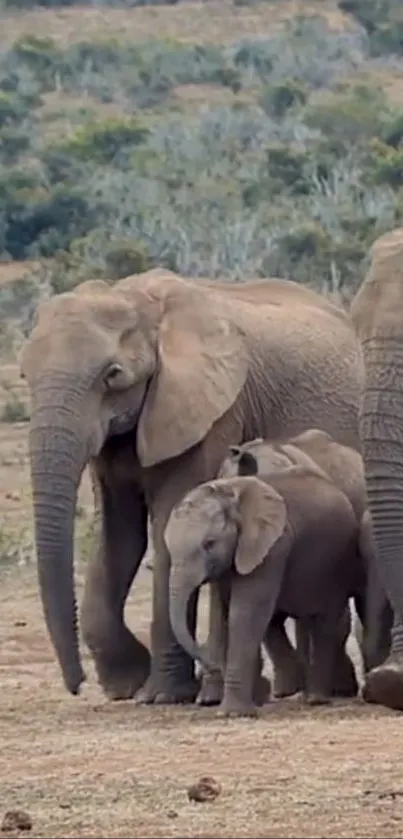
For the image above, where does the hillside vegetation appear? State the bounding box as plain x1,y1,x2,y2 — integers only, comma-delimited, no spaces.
1,0,403,360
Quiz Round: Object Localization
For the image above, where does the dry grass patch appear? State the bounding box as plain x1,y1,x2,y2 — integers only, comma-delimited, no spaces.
0,0,352,48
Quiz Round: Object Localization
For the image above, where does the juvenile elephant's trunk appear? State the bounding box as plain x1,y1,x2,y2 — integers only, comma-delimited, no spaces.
169,574,219,675
29,384,88,695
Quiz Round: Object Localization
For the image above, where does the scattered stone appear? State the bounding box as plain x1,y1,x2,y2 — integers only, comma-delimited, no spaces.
5,491,20,502
1,810,32,832
187,776,222,803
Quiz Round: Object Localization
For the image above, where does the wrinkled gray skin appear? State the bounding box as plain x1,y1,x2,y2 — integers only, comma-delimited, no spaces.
166,469,361,717
351,228,403,711
20,269,363,704
216,430,392,702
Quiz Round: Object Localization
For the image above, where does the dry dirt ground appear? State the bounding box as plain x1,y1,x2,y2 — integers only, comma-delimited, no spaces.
0,416,403,838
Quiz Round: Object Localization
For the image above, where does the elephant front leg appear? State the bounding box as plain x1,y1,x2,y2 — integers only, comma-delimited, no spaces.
197,580,229,706
80,476,150,701
363,610,403,709
219,575,273,718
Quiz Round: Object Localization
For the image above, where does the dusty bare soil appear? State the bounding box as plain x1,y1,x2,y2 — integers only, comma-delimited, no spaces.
0,420,402,839
1,563,403,839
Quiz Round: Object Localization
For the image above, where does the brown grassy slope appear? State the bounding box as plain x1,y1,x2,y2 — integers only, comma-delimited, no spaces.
0,0,351,48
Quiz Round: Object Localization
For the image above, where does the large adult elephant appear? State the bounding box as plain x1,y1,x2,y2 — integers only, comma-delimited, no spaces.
21,268,363,703
351,228,403,710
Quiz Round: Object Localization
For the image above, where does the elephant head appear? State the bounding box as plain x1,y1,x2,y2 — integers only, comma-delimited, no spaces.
219,435,330,482
165,476,287,671
20,270,249,695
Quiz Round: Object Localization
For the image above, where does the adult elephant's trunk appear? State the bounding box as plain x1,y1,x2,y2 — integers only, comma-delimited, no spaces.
360,339,403,666
29,383,88,695
169,573,218,675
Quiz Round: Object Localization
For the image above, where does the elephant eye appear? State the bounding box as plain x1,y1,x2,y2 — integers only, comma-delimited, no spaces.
104,363,124,388
203,538,215,553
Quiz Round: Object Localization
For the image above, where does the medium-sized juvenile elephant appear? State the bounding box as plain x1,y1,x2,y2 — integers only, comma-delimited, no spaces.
218,429,392,697
165,465,363,717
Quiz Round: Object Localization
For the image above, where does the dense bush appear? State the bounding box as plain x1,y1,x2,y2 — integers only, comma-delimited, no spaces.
0,11,403,321
339,0,403,56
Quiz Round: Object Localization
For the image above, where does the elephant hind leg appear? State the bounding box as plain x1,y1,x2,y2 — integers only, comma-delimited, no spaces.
264,616,304,698
331,604,358,698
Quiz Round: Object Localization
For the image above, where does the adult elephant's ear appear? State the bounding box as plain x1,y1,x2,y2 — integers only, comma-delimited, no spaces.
137,282,249,468
73,279,110,295
235,477,287,575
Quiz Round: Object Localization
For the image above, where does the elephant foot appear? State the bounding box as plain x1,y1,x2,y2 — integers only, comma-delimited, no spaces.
135,674,199,706
197,674,223,707
94,640,151,701
253,674,272,706
217,695,259,718
273,667,304,699
304,691,332,707
331,651,358,698
362,658,403,711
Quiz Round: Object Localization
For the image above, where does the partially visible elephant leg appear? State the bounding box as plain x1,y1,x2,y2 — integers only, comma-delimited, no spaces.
331,604,358,698
143,516,155,571
362,609,403,707
136,502,200,706
80,473,150,700
264,616,304,697
356,512,392,675
197,581,229,706
305,606,350,705
198,580,271,706
362,598,393,674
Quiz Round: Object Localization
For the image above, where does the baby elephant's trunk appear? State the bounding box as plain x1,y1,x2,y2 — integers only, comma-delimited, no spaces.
169,574,221,676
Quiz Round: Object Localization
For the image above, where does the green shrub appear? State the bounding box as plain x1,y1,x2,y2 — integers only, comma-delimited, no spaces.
339,0,403,56
58,118,150,164
8,35,62,87
266,143,310,194
3,184,98,259
367,138,403,187
382,112,403,148
0,127,31,164
0,91,33,127
304,84,389,150
104,241,150,279
259,79,308,118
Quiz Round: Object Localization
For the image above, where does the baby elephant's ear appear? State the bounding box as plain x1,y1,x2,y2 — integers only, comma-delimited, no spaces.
235,478,287,575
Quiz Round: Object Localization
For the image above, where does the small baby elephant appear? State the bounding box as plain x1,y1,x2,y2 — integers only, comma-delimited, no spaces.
165,465,361,717
219,429,392,694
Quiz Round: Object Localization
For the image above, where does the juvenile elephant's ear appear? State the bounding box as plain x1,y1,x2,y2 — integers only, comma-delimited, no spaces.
137,281,249,467
235,478,287,575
